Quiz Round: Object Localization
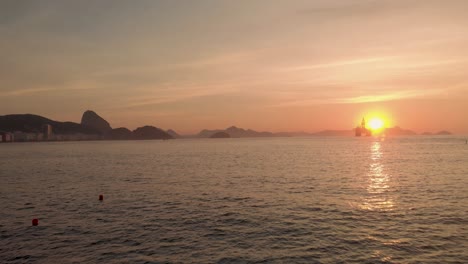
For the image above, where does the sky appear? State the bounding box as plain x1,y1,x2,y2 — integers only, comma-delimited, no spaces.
1,0,468,134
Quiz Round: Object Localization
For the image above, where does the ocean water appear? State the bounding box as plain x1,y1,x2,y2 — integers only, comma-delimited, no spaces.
0,137,467,263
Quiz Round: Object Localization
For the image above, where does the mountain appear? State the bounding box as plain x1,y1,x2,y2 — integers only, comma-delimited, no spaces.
210,131,231,138
0,114,99,134
197,126,275,138
228,126,274,137
167,129,181,138
133,126,173,140
196,125,424,138
273,132,293,137
198,129,221,138
108,127,133,140
435,130,452,135
274,131,315,137
81,110,112,134
421,131,452,136
1,112,452,140
312,130,354,137
384,126,417,136
0,112,174,141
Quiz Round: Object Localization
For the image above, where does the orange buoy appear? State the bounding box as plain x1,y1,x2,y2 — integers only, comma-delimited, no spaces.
32,219,39,226
99,195,103,201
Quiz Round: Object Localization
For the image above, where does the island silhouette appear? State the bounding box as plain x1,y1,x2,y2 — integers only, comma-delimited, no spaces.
0,110,453,142
210,131,231,139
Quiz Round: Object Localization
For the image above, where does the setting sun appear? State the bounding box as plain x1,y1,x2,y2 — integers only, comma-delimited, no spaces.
1,1,468,263
368,118,385,131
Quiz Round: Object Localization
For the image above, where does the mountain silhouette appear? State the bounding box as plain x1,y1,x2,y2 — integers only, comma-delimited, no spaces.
0,111,174,141
0,114,99,134
435,130,452,135
167,129,181,138
81,110,112,134
108,127,133,140
210,131,231,138
384,126,417,136
0,112,453,140
133,126,173,140
198,126,275,138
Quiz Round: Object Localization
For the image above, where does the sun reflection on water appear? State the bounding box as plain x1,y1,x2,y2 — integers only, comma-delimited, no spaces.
360,141,395,211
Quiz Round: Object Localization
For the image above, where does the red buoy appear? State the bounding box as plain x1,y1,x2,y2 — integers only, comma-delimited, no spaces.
32,219,39,226
99,195,103,201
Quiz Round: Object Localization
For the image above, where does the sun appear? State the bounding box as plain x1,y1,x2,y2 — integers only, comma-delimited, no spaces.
368,118,384,131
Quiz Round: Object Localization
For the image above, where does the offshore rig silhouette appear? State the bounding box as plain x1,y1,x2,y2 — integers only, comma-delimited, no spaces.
355,118,372,137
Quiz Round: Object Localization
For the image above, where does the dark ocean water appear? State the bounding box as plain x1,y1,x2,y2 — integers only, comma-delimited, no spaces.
0,137,467,263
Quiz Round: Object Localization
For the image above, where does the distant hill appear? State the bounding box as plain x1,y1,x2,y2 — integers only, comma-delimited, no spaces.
198,126,275,138
0,114,99,134
210,131,231,138
421,131,452,136
195,125,436,138
133,126,173,140
435,130,452,135
275,131,315,137
384,126,417,136
312,130,353,137
197,129,216,138
167,129,181,138
108,127,133,140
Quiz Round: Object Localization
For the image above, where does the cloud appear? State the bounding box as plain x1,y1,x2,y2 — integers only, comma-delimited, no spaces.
119,83,239,109
278,56,398,72
337,89,444,104
297,0,408,18
0,87,57,97
170,51,257,69
0,85,98,98
268,87,448,108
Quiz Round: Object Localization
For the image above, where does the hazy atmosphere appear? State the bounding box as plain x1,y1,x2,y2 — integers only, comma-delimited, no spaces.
2,2,468,263
1,0,468,133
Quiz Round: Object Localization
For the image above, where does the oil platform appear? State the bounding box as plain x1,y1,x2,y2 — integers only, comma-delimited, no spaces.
355,118,372,137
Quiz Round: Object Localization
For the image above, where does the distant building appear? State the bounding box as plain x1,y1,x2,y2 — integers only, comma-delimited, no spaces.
0,132,13,143
42,124,53,140
355,118,372,137
12,132,25,142
13,131,39,142
36,133,44,141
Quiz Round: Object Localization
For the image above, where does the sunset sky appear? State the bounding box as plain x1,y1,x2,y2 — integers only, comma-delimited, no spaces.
1,0,467,134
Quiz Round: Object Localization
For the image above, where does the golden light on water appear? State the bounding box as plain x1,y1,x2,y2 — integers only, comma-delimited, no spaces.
360,141,395,211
